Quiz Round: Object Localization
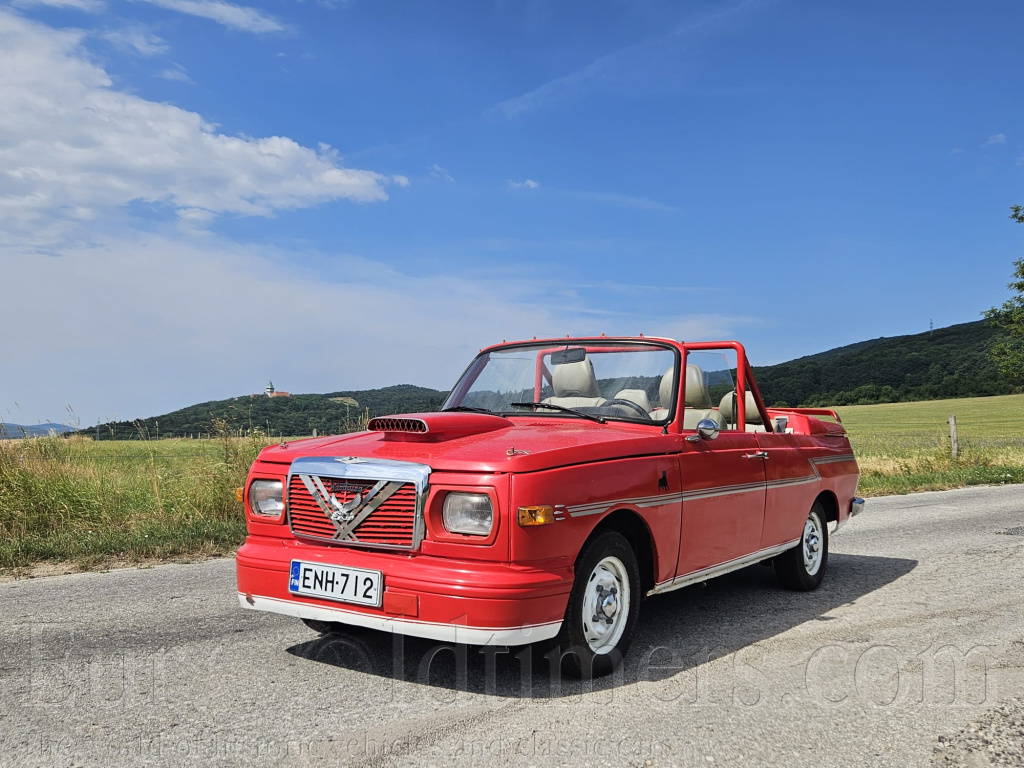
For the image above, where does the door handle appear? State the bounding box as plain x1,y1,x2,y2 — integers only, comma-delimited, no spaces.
742,451,769,460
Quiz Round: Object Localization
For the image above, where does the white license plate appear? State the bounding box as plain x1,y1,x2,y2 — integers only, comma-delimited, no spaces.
288,560,383,607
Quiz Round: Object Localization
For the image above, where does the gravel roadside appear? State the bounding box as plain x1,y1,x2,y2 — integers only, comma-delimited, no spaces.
933,696,1024,767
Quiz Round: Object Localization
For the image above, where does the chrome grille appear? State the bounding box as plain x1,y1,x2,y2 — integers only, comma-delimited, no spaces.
286,456,430,551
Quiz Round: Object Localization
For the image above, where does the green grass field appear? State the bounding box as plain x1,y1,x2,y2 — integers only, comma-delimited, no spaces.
1,394,1022,573
835,393,1024,496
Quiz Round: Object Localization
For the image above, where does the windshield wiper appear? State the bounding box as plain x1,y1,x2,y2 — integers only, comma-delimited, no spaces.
509,402,606,424
442,405,493,414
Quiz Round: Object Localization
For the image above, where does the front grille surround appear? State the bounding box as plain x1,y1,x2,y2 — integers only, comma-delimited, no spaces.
286,456,431,551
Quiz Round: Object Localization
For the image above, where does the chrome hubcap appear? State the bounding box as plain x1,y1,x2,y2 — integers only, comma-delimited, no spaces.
582,556,629,654
803,512,824,575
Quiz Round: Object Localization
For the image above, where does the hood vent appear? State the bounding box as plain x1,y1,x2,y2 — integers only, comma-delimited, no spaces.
367,417,429,434
367,411,513,441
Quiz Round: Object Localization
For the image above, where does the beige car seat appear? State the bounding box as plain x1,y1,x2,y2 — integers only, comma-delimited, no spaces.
680,364,724,429
719,391,766,432
650,365,724,428
542,358,607,409
649,367,675,421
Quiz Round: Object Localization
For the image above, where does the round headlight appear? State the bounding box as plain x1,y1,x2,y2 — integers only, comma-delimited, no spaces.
442,493,493,536
249,480,284,518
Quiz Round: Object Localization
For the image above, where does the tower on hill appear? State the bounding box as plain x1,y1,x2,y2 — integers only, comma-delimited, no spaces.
257,381,290,398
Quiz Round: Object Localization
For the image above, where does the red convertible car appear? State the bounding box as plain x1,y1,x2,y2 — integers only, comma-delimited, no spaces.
236,337,863,677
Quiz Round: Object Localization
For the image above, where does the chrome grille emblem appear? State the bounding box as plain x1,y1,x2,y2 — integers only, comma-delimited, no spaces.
298,474,404,541
328,480,364,523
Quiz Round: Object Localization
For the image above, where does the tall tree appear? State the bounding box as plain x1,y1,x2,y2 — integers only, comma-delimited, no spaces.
984,207,1024,383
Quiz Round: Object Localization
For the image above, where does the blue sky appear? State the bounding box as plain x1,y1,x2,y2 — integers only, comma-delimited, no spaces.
1,0,1023,425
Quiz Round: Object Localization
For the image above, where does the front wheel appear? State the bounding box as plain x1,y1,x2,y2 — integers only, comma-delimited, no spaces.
554,530,641,678
301,618,339,634
774,501,829,591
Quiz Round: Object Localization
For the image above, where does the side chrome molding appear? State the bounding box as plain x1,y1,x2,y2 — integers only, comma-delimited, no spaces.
647,539,800,597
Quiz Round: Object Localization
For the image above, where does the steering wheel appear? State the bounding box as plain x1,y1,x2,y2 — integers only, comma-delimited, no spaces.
603,399,651,419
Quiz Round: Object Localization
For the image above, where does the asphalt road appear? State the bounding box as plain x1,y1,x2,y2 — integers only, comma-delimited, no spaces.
2,485,1023,768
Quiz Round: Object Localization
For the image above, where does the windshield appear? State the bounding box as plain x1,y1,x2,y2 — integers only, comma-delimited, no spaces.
443,341,678,423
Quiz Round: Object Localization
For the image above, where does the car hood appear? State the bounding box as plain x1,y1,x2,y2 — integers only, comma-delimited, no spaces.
256,411,676,474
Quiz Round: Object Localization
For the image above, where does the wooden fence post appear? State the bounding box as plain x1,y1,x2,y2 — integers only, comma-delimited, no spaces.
949,415,959,459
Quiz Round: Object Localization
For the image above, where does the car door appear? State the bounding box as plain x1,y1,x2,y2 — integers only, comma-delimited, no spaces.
676,431,767,577
673,348,767,578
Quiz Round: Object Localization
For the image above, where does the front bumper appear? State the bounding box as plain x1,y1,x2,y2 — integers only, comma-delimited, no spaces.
236,536,572,645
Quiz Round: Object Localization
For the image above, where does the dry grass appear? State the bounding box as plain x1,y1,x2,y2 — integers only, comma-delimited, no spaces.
0,425,270,573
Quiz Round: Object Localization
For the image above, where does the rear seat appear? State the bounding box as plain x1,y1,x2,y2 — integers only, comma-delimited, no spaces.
719,391,766,432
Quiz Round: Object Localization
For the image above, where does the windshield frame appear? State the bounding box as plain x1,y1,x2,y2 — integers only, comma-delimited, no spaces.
441,338,681,426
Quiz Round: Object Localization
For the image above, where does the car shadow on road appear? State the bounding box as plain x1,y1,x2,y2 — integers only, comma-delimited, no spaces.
285,552,916,699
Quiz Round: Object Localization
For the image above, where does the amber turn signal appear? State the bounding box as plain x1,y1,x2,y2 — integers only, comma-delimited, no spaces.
234,487,244,503
517,505,555,526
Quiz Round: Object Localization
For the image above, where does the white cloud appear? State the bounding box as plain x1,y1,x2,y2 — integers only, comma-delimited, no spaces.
9,0,103,12
175,206,215,233
157,63,194,83
982,133,1007,147
131,0,284,34
508,179,539,189
429,164,454,182
99,25,168,56
0,11,403,240
0,233,749,422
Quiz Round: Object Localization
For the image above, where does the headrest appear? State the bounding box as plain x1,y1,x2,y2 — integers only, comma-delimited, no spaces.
719,391,762,424
614,389,651,412
684,364,711,409
552,358,601,398
659,367,675,410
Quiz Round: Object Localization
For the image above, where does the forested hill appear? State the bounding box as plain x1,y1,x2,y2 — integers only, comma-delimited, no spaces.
752,320,1015,407
86,385,448,440
80,320,1016,439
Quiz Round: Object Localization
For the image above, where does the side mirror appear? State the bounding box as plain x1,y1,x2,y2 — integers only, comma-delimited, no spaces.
696,419,720,440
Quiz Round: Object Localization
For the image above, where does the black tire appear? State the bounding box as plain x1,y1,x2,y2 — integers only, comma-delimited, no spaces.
553,530,641,679
301,618,341,634
774,501,829,591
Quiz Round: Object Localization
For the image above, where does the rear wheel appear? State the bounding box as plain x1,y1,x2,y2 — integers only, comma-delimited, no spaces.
774,501,828,591
554,530,641,678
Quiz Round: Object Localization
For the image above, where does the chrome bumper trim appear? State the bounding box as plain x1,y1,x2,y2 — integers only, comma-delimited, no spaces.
238,593,561,646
